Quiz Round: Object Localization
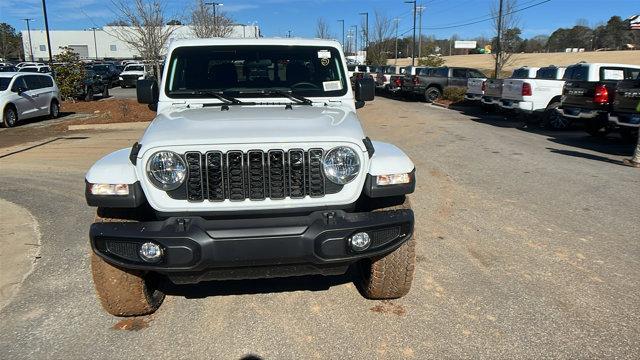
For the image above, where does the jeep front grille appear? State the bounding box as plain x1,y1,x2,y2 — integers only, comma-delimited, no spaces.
171,149,336,202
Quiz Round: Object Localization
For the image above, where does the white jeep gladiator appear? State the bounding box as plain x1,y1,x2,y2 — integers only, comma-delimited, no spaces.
85,38,417,316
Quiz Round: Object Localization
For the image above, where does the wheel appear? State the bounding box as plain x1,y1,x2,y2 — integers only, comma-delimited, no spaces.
85,87,94,101
543,102,571,130
90,210,165,316
102,85,109,98
357,198,416,299
49,100,60,119
2,106,18,128
424,87,441,103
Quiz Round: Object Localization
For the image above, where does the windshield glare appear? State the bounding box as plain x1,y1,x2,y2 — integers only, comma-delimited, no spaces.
166,45,348,98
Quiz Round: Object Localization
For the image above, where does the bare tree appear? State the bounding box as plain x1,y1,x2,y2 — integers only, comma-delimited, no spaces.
108,0,177,76
315,18,331,39
366,11,393,65
491,0,520,77
191,0,234,38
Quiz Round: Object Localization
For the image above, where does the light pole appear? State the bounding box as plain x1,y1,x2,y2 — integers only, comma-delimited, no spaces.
337,19,345,50
405,0,417,66
22,18,35,61
359,12,368,51
205,2,223,33
417,5,425,59
394,18,400,65
41,0,53,63
90,27,99,59
351,25,358,58
494,0,504,77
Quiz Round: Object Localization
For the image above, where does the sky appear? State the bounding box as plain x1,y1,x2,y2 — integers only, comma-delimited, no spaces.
1,0,638,41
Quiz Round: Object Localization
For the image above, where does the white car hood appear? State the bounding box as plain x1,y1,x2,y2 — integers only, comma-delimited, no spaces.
138,105,366,153
120,71,145,76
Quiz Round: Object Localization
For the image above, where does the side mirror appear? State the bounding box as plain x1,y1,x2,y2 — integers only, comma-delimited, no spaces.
354,76,375,102
137,79,158,106
16,86,26,95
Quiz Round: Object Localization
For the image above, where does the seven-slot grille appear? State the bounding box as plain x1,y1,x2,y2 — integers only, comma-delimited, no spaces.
180,149,327,202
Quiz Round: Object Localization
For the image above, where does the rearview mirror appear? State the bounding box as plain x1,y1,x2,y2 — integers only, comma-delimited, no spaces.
137,79,158,107
354,77,375,103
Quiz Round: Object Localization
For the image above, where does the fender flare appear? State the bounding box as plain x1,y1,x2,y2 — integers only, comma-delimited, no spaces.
86,148,139,184
368,141,414,176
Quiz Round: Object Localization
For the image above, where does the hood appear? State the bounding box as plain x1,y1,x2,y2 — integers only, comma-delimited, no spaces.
139,104,366,152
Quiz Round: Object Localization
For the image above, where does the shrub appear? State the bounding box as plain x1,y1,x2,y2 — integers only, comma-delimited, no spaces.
442,86,466,103
51,47,85,100
417,55,445,67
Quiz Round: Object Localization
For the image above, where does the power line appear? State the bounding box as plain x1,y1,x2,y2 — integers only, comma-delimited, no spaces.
422,0,552,30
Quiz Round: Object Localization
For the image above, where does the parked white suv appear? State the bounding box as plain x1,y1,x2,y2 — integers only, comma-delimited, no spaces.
85,38,417,317
1,72,61,127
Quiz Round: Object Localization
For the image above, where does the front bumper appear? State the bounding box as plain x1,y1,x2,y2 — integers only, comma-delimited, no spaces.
90,208,414,282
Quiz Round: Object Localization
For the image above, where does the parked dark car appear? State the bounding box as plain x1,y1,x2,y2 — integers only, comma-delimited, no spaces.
79,69,109,101
90,64,120,86
609,75,640,141
0,65,18,72
402,66,486,102
557,63,640,136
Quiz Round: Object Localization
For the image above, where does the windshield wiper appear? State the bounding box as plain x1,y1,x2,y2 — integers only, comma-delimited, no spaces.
184,90,245,105
228,89,313,106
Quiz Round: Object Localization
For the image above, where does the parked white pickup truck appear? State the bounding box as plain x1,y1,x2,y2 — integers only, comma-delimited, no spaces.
481,67,539,111
465,77,487,102
499,65,567,128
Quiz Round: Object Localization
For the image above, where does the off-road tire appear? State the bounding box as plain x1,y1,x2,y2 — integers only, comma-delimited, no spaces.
542,102,571,130
424,87,441,103
85,87,94,101
2,106,17,128
102,85,109,98
357,198,416,299
91,210,165,316
49,100,60,119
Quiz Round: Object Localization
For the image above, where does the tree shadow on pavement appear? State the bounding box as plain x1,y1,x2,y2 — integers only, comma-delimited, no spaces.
160,268,356,299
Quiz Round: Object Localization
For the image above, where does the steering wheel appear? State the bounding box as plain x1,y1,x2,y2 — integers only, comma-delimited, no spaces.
291,82,320,90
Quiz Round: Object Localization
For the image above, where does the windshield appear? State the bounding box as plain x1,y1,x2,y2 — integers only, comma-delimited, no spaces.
0,78,10,91
512,68,531,79
93,65,109,74
125,65,144,72
20,67,38,73
165,45,348,98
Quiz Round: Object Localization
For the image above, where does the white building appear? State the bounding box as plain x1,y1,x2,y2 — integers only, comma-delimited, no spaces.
22,24,261,61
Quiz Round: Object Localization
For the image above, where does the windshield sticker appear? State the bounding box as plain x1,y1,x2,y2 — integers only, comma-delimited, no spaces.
317,50,331,59
320,58,330,66
323,80,342,92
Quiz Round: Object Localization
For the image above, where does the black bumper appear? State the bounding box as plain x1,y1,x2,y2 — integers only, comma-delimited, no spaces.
90,208,414,282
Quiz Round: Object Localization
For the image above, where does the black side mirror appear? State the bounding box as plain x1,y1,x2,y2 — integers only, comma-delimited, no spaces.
16,86,26,95
354,77,375,102
137,79,158,106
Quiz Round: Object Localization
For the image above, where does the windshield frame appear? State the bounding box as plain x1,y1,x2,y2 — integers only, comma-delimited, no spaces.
163,45,349,100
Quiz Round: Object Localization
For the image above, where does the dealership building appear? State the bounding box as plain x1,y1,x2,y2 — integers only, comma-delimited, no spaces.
21,24,261,61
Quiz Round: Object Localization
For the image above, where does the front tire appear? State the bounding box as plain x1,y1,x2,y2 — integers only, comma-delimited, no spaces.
91,211,165,316
49,100,60,119
357,198,416,299
2,106,18,128
424,87,441,103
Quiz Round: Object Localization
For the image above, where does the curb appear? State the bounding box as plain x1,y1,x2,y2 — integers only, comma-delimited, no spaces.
430,102,450,109
67,121,151,131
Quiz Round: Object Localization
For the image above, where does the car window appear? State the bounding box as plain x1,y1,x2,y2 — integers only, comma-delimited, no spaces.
24,75,44,90
433,68,448,77
536,67,557,79
385,66,397,74
0,78,10,91
20,67,38,73
40,75,54,88
12,76,28,91
563,65,588,80
452,69,467,78
468,69,486,78
125,65,144,72
511,68,531,79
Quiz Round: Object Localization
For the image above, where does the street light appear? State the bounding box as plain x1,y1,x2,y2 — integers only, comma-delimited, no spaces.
90,27,99,59
41,0,53,63
404,0,417,66
351,25,358,57
337,19,345,50
22,18,35,61
359,12,368,51
393,18,400,65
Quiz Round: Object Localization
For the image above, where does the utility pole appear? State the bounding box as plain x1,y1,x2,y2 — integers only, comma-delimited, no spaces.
287,30,292,38
22,18,35,62
337,19,345,50
90,27,98,59
417,5,425,59
351,25,358,59
205,2,223,34
494,0,504,78
41,0,53,63
394,18,400,65
405,0,417,66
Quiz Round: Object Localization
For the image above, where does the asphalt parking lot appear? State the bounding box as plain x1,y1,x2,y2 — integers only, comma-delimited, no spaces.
0,97,638,359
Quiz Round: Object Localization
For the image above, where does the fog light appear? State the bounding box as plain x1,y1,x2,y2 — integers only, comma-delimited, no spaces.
349,232,371,251
139,242,163,262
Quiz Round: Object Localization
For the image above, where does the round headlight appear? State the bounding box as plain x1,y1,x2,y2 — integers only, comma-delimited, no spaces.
146,151,187,190
323,146,360,185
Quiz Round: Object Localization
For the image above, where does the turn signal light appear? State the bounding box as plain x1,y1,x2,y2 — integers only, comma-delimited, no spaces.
376,173,411,186
90,183,129,196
